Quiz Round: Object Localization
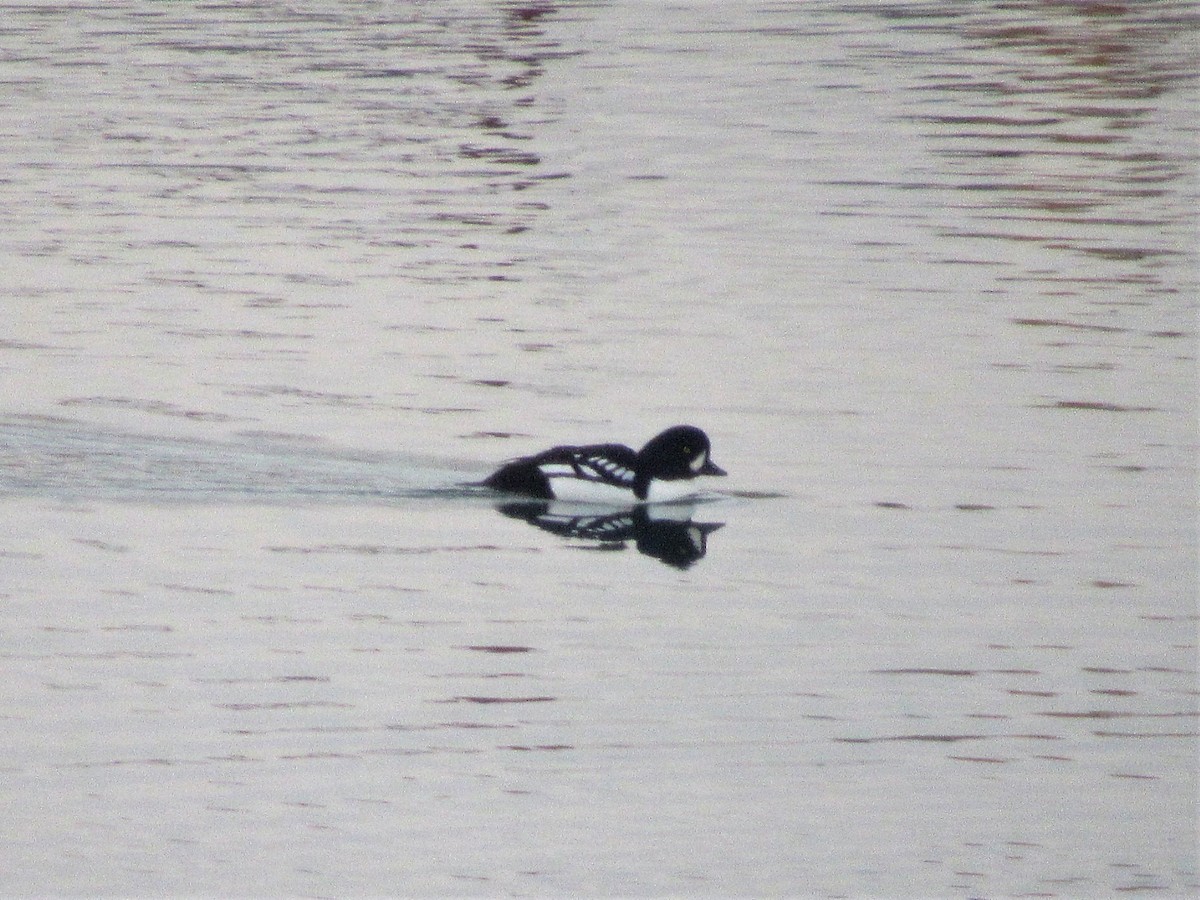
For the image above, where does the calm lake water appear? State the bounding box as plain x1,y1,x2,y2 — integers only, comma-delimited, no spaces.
1,1,1197,896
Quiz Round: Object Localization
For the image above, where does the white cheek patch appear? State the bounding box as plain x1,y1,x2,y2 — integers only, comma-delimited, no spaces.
689,453,707,473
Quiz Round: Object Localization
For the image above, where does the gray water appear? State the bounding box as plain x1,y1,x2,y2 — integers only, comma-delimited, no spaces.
1,2,1197,896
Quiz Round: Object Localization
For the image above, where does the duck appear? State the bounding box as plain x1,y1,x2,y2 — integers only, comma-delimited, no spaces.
483,425,726,504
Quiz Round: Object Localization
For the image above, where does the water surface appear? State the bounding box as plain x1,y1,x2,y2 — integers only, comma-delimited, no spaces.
1,2,1196,896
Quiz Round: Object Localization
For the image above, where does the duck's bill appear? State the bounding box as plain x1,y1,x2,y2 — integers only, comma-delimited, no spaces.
700,460,727,477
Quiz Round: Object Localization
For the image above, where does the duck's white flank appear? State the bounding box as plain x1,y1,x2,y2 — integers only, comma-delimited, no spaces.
543,473,716,506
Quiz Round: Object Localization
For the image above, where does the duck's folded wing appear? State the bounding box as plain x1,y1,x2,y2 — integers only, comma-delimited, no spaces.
536,443,638,488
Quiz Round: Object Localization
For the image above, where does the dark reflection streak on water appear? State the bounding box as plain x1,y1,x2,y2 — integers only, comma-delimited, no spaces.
807,2,1198,448
6,2,578,306
833,1,1197,298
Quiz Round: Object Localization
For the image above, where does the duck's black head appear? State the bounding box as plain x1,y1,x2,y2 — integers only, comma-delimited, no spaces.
637,425,727,481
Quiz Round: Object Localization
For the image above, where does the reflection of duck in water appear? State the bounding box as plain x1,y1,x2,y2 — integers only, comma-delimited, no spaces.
482,425,726,505
496,501,724,569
